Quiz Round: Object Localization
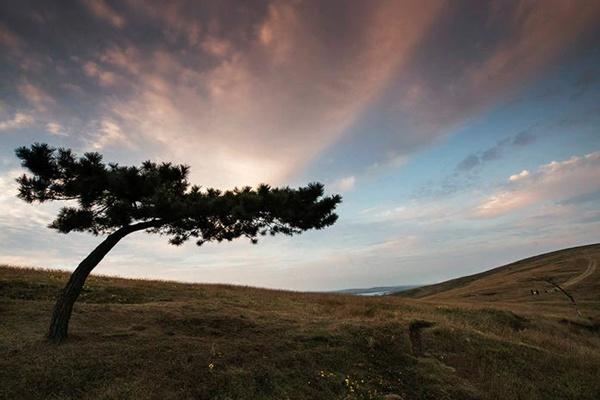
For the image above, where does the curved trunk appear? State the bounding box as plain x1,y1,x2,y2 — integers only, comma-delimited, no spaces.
47,221,159,343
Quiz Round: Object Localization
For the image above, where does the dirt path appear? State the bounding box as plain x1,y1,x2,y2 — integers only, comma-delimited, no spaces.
563,258,597,288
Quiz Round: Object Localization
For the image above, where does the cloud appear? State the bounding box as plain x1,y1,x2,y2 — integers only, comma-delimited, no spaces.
332,176,355,192
457,154,481,171
201,36,232,58
1,0,597,188
512,130,536,146
90,119,132,149
82,0,126,28
481,146,502,162
474,191,534,219
475,151,600,218
0,23,22,50
509,169,529,181
83,61,118,86
349,0,600,174
123,0,206,46
18,82,54,110
561,190,600,206
0,169,55,229
91,0,444,188
100,46,141,75
360,197,463,227
0,112,34,131
456,129,536,171
46,122,67,136
466,1,600,94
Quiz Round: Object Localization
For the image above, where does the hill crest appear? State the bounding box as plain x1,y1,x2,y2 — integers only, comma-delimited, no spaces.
398,243,600,304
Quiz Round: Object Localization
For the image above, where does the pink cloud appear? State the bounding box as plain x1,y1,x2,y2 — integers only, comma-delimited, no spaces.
83,61,119,86
101,46,142,75
372,0,600,163
201,36,232,58
18,82,54,110
470,1,600,91
82,0,126,28
95,0,444,188
16,1,597,190
46,122,68,136
475,151,600,218
0,112,34,131
509,170,530,182
123,0,205,46
332,176,356,192
89,119,133,149
0,23,22,49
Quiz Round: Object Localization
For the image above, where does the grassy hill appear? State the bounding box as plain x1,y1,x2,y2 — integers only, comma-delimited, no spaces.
1,244,600,400
398,244,600,306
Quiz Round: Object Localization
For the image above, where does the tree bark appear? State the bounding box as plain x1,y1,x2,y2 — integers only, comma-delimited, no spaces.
47,221,159,343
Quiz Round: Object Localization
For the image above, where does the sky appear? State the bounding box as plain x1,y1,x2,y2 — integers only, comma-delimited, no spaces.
0,0,599,291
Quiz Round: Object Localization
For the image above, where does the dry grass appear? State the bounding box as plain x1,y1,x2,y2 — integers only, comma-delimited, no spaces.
1,245,600,400
399,244,600,305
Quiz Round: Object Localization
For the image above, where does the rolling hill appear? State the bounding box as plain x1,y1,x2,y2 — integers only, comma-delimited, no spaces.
398,244,600,306
1,244,599,400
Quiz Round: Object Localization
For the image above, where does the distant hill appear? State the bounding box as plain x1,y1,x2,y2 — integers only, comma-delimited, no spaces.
398,243,600,304
336,285,419,296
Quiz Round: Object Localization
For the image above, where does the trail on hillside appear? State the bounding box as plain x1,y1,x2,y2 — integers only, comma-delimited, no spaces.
563,258,596,288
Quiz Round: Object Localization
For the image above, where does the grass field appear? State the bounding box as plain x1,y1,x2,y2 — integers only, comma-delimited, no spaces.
1,244,599,400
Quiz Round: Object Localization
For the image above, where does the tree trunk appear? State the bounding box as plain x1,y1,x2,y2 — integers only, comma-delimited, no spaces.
47,221,159,343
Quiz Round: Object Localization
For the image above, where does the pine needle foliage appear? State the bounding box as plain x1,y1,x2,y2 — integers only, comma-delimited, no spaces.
16,143,342,246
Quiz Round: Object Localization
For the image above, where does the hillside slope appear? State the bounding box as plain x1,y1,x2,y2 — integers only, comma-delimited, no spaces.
1,246,600,400
398,244,600,306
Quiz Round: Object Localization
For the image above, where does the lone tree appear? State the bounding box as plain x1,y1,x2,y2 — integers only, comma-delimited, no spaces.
16,143,341,342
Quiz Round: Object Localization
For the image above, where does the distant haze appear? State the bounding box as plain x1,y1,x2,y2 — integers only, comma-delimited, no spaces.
336,286,420,296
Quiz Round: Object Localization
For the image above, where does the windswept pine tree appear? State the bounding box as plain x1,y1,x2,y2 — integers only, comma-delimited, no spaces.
15,143,342,342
